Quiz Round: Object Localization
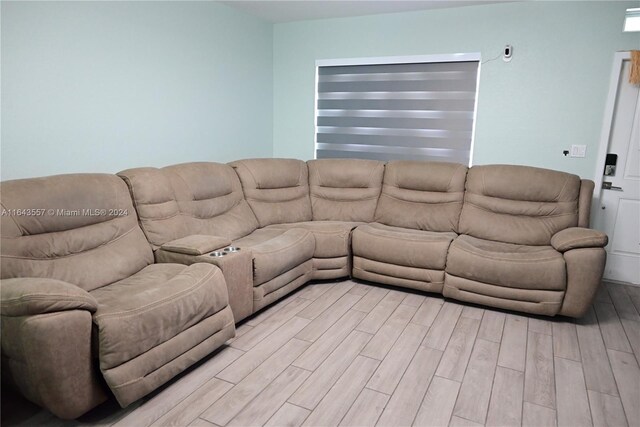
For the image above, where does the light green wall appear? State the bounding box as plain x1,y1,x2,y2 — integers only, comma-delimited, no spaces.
1,1,273,180
273,1,640,179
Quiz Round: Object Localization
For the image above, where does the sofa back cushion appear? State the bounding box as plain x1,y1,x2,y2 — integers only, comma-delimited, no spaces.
459,165,581,245
118,162,258,247
230,158,312,227
308,159,384,222
165,162,259,239
375,161,467,232
0,174,153,291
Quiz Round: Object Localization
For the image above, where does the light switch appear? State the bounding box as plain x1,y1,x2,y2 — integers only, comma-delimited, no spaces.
570,144,587,158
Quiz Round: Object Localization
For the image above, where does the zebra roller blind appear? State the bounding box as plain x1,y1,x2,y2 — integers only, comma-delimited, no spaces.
315,58,480,164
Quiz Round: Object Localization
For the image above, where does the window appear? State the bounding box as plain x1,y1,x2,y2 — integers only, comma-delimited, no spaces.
624,8,640,32
315,54,480,165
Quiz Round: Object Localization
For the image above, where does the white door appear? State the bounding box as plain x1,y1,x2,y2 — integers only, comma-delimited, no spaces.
593,56,640,285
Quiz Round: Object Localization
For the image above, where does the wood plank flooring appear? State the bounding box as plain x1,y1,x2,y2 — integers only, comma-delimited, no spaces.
3,280,640,427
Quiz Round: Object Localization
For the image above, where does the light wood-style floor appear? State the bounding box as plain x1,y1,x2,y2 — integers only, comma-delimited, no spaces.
3,280,640,427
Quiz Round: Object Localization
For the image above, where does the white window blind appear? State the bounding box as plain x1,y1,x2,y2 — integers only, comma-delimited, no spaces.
315,56,480,164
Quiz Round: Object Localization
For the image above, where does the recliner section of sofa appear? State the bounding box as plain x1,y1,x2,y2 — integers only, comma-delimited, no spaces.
308,158,384,222
230,158,312,227
0,174,235,418
352,161,467,293
444,165,603,316
232,158,360,281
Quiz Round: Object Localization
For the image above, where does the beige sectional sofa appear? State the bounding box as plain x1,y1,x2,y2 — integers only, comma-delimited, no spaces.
0,158,608,419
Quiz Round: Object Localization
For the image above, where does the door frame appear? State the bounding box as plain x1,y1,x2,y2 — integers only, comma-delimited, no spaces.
592,51,632,216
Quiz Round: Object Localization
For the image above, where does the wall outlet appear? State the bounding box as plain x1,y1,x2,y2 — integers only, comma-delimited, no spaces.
570,144,587,158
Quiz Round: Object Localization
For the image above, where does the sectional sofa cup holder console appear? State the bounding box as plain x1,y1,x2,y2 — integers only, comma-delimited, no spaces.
0,158,608,420
209,247,241,257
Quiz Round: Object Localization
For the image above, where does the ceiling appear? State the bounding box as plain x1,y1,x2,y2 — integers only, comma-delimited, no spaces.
221,1,509,24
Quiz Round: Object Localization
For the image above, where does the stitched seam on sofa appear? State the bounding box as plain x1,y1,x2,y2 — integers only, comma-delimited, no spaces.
314,255,349,260
454,288,559,306
315,184,369,190
250,228,311,254
366,164,378,188
469,186,578,205
178,205,240,220
131,199,175,208
0,201,25,236
107,317,235,389
22,310,77,325
300,229,350,236
140,211,180,221
443,165,456,193
261,272,307,297
556,235,605,250
353,266,443,284
236,162,260,189
481,168,487,196
310,194,379,202
0,211,130,239
381,193,463,205
174,171,233,202
314,165,325,188
93,267,218,320
444,271,564,293
250,235,315,260
297,164,304,187
2,294,96,308
120,174,174,208
464,201,577,218
445,284,560,305
452,245,560,262
363,227,452,243
245,194,306,203
555,176,571,202
1,225,138,260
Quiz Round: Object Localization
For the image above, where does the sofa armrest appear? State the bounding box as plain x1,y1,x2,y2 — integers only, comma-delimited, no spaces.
551,227,608,253
0,278,98,317
559,247,606,318
160,234,232,255
2,310,107,418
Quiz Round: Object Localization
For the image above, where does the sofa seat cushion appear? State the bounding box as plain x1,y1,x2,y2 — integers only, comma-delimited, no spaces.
266,221,361,258
447,235,566,291
352,223,456,270
91,263,228,370
231,228,288,248
232,228,315,286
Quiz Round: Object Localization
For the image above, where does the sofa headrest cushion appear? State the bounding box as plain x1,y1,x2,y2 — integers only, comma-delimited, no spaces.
232,158,305,190
118,167,174,205
387,161,467,193
467,165,580,203
309,159,384,189
1,174,133,235
163,162,234,201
